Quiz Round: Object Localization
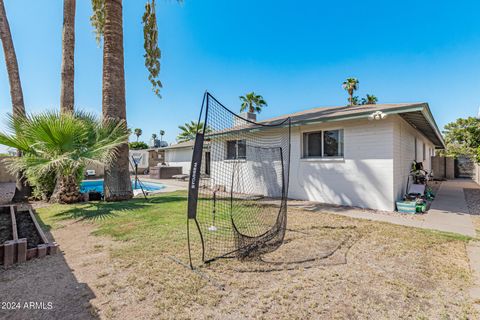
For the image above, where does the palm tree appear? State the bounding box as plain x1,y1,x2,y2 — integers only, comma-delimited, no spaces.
134,128,142,142
0,0,29,201
342,78,359,106
361,94,378,105
0,111,129,203
177,121,209,143
351,96,360,106
60,0,76,114
239,92,268,114
90,0,181,201
152,133,158,140
159,129,165,143
101,0,132,201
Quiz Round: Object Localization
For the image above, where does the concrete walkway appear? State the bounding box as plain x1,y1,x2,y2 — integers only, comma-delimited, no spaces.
290,179,477,237
423,179,475,236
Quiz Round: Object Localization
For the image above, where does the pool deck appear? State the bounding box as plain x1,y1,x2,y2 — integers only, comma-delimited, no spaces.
139,177,188,193
81,176,188,196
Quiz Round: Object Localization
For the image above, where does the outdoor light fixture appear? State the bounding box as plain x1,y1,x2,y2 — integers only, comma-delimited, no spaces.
368,111,387,121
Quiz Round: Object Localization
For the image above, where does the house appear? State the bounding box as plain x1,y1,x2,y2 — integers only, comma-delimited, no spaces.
129,149,163,173
160,140,212,177
207,102,444,211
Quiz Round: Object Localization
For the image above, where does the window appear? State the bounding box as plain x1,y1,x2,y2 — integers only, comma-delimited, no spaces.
423,143,426,161
414,138,417,160
303,131,322,157
303,129,344,158
226,139,246,159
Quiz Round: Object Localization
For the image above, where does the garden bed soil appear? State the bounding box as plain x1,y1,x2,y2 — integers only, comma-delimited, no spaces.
15,211,43,249
0,207,13,244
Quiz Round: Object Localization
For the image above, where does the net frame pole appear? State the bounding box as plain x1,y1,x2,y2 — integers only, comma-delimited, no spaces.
188,91,292,265
187,91,208,268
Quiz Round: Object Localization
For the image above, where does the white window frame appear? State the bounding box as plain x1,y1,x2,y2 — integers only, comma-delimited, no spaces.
301,128,344,159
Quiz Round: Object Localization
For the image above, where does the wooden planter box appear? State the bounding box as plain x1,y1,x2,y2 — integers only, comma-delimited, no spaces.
0,204,58,268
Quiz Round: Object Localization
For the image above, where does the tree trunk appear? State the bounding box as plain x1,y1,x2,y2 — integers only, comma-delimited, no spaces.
0,0,30,201
60,0,76,114
102,0,132,201
50,174,82,204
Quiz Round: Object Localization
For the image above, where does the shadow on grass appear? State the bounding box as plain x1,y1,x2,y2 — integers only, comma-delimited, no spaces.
52,194,188,222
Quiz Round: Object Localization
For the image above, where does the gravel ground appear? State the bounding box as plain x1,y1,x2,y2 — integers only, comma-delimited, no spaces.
465,188,480,215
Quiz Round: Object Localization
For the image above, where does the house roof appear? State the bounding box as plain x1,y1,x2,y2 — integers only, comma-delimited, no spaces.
160,140,195,150
215,102,445,148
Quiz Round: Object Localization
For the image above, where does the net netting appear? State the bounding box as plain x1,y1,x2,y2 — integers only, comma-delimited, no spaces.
187,92,291,263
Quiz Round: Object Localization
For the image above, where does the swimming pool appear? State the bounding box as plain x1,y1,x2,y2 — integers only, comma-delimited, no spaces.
80,179,165,194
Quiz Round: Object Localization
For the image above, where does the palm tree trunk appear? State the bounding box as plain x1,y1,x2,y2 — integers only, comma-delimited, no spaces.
102,0,132,201
0,0,30,201
50,174,81,204
60,0,76,114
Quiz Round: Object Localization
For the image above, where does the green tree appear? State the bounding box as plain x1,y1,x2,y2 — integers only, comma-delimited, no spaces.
129,141,149,150
442,117,480,162
0,111,129,203
239,92,268,114
361,94,378,105
351,96,360,106
177,121,210,143
134,128,143,142
342,78,359,106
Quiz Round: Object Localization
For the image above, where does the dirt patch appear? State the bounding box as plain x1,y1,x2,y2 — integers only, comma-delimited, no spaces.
4,203,476,319
0,220,124,320
15,211,43,249
0,207,13,243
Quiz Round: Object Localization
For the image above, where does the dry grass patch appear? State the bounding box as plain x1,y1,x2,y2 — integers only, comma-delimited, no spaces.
11,192,474,319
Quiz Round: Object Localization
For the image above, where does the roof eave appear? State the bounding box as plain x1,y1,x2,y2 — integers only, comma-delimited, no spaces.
420,105,446,149
291,105,425,127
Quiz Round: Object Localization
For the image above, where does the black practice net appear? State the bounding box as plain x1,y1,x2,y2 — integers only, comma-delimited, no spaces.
187,92,291,264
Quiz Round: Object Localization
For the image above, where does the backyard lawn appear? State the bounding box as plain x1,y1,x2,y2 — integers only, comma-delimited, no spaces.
0,191,477,319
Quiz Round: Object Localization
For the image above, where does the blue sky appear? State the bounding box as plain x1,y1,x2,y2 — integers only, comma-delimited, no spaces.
1,0,480,152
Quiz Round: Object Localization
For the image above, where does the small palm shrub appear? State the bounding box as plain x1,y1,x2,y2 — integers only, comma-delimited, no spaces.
0,111,129,203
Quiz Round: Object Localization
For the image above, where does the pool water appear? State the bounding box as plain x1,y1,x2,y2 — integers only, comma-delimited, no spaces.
80,179,165,194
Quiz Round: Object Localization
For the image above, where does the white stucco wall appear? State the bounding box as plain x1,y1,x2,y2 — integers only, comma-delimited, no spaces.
209,118,396,211
209,135,285,198
392,115,436,203
288,118,396,211
164,147,193,174
170,114,439,212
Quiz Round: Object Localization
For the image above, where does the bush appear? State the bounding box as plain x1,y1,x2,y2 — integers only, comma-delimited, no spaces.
0,111,129,203
129,141,149,150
